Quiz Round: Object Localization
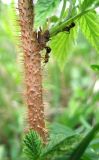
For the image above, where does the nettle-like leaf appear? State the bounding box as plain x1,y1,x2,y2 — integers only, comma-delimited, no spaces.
23,130,43,160
80,11,99,53
81,0,98,10
50,26,78,69
34,0,60,28
41,132,79,159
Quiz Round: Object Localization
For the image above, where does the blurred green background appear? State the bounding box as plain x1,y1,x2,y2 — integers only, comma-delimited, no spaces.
0,1,99,160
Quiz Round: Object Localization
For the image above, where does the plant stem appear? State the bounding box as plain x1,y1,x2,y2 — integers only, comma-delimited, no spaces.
50,8,91,37
18,0,47,141
59,0,67,22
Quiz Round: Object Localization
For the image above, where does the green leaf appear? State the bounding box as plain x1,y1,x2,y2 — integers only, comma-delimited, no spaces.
34,0,60,28
91,64,99,71
49,123,73,135
50,16,59,23
23,130,43,160
80,11,99,53
41,124,80,159
50,26,78,69
82,147,99,160
69,123,99,160
81,0,98,10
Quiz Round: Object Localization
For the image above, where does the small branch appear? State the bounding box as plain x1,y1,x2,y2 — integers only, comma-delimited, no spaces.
59,0,67,22
49,8,92,37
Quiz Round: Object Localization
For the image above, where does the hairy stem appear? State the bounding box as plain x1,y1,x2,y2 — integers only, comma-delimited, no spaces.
18,0,47,141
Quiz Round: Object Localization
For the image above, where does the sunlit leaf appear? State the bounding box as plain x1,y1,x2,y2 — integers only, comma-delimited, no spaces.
80,11,99,53
34,0,60,28
50,26,78,69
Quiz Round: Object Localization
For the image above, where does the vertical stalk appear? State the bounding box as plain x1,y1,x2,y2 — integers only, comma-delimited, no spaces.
18,0,47,141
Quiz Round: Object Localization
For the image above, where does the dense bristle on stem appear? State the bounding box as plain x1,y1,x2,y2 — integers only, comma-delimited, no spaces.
18,0,47,141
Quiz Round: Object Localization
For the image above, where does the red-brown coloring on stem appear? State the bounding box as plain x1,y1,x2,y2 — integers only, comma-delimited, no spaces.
18,0,47,141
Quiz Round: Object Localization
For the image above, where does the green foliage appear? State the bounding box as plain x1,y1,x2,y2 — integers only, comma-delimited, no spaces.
34,0,99,68
80,11,99,53
91,64,99,71
34,0,60,28
41,129,79,159
23,130,43,160
69,123,99,160
23,125,80,160
81,0,98,10
46,43,99,128
0,0,99,160
82,149,99,160
23,124,99,160
50,27,78,69
0,2,24,160
49,123,73,134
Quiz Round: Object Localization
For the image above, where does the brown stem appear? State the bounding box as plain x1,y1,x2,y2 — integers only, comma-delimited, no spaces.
18,0,47,141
